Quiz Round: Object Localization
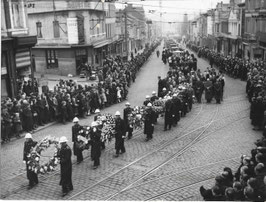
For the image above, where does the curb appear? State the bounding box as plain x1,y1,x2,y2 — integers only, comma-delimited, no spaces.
1,122,57,144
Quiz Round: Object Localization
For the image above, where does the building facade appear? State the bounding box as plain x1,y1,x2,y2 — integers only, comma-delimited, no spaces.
243,0,266,59
27,0,112,76
1,0,37,99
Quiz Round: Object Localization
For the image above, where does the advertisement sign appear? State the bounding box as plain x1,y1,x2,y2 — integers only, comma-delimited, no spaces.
67,18,79,44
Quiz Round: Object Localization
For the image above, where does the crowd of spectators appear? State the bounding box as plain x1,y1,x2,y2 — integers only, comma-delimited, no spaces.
1,41,161,143
186,43,266,200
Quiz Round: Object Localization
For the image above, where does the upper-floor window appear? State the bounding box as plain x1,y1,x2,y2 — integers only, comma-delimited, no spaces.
10,0,25,29
36,21,42,38
53,20,60,38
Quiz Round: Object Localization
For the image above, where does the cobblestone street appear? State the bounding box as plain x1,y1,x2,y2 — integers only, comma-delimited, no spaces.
0,44,262,200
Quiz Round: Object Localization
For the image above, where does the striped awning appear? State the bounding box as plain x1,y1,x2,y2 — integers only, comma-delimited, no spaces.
16,48,31,68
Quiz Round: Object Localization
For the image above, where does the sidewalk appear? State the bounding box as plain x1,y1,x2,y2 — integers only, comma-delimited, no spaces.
2,49,145,144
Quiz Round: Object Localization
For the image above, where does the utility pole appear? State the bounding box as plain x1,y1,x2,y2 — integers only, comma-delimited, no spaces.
124,10,128,60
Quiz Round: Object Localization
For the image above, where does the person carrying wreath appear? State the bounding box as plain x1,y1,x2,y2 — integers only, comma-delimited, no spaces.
58,136,73,197
23,133,38,189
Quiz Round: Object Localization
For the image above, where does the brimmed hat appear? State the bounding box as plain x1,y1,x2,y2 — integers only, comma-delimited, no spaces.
146,95,150,99
115,111,121,116
95,109,100,113
59,136,68,143
25,133,32,139
73,117,79,123
125,102,130,106
147,103,152,107
152,91,156,95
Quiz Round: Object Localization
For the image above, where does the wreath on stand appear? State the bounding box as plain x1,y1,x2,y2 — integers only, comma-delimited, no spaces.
27,136,60,174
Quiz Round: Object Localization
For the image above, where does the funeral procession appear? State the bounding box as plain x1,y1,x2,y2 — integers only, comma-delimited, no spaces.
1,0,266,200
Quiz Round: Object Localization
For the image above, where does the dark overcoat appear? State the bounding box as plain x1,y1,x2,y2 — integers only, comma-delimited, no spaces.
59,144,73,188
114,117,126,150
164,99,174,125
144,108,156,135
72,124,83,155
23,139,38,182
90,129,101,159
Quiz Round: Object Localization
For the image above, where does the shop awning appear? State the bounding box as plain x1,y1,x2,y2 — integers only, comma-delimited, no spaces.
93,39,111,48
16,48,31,68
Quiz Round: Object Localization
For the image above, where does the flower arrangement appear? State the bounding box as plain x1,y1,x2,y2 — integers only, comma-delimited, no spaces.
27,136,60,174
128,107,145,129
100,114,116,143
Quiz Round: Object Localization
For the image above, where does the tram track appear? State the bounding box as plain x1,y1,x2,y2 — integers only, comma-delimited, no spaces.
145,177,215,201
123,156,239,191
2,100,249,200
107,113,248,198
0,103,204,199
66,103,207,200
102,105,219,200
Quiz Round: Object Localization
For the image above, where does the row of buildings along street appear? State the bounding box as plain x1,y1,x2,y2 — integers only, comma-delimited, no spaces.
1,0,160,99
184,0,266,60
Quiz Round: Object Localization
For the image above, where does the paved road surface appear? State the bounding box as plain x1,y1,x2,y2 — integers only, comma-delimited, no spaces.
0,42,262,200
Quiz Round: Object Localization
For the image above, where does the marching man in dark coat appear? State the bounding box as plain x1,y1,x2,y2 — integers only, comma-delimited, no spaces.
123,102,133,139
164,97,174,131
58,136,73,197
23,133,38,189
172,94,181,127
114,111,126,157
194,79,204,103
72,117,83,164
89,121,102,169
144,103,156,141
204,78,213,103
213,79,222,104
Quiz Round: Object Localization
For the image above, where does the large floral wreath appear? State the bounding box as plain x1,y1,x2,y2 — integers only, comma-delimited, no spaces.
77,114,116,148
27,136,60,174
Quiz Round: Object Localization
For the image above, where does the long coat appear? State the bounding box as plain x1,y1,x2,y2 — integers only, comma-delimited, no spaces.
90,129,101,159
72,124,83,156
23,139,38,182
59,144,73,188
172,97,181,122
114,117,126,150
144,108,156,135
213,81,222,101
204,80,213,101
164,99,174,125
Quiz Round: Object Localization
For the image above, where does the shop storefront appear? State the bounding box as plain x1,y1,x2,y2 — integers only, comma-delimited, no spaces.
92,39,110,67
1,35,37,99
75,48,87,75
1,38,16,99
1,51,9,99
